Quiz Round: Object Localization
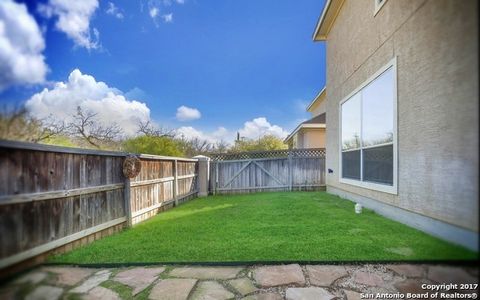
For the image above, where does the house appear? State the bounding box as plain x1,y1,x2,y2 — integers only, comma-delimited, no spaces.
313,0,478,250
284,88,326,149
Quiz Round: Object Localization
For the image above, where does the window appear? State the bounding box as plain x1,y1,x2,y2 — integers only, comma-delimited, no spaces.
339,58,397,194
374,0,388,16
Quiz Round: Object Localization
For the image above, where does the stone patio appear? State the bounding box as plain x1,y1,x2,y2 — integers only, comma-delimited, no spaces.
0,264,477,300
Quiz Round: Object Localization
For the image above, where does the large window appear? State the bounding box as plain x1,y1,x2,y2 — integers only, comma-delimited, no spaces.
340,58,397,194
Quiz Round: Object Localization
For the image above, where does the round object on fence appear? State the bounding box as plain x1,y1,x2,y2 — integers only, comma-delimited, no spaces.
123,155,141,178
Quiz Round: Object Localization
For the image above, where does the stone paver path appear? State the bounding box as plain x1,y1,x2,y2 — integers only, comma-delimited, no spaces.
254,264,305,287
191,281,235,300
0,264,477,300
114,267,165,295
170,267,242,280
44,266,94,286
149,278,197,300
70,269,111,294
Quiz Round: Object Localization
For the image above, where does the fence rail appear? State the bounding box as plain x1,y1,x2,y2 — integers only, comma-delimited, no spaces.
210,148,326,194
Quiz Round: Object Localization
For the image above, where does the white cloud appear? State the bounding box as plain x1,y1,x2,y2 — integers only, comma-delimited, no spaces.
175,117,287,145
238,117,289,140
0,0,48,91
162,13,173,23
25,69,151,136
176,126,230,144
38,0,100,50
175,0,185,4
125,87,148,100
106,2,123,19
149,7,159,18
176,105,201,121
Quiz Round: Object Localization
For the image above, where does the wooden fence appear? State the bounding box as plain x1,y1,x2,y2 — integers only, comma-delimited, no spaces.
128,154,198,225
0,140,198,271
209,148,326,194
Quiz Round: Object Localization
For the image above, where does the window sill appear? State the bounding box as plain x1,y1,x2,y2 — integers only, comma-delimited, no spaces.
339,177,397,195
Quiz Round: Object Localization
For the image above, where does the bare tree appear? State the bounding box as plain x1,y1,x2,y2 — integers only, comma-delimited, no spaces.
0,106,65,143
212,140,229,153
69,106,122,149
31,116,66,143
137,120,175,137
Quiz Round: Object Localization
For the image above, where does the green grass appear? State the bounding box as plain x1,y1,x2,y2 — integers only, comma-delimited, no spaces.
50,192,477,263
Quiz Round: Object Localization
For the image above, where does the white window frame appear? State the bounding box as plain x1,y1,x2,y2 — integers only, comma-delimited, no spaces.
338,57,398,195
374,0,388,16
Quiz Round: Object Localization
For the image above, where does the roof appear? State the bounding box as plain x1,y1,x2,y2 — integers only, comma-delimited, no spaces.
303,113,325,124
312,0,345,41
284,113,326,143
306,87,326,113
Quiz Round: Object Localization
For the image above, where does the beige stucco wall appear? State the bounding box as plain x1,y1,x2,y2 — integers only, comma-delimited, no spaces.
325,0,478,231
290,128,326,149
309,101,326,117
308,90,327,117
303,129,326,148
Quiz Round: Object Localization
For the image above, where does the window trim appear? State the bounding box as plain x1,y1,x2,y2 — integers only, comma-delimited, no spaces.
338,57,398,195
374,0,388,16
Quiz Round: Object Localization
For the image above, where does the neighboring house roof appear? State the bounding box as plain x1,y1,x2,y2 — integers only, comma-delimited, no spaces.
306,87,326,113
312,0,345,41
284,113,326,143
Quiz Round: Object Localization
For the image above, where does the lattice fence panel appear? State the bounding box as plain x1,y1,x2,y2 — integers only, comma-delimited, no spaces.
210,148,325,161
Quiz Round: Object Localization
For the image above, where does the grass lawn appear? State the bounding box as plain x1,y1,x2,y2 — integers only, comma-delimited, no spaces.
50,192,477,264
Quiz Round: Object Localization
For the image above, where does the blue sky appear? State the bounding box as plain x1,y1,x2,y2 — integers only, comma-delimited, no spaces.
0,0,326,143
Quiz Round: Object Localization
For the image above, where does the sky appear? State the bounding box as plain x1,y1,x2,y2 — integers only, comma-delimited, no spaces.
0,0,326,144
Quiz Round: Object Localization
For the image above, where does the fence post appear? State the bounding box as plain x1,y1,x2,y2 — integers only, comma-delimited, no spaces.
215,162,219,195
193,155,210,197
124,178,132,227
288,151,293,191
173,160,178,206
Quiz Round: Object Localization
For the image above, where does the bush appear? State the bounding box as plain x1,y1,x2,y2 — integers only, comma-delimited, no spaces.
231,134,287,152
123,135,184,156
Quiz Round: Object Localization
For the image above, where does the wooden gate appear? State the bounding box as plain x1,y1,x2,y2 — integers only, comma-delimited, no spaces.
210,148,325,194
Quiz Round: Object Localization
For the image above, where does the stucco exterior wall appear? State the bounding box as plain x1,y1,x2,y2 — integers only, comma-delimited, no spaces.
325,0,478,232
303,129,326,148
291,129,325,149
309,101,326,117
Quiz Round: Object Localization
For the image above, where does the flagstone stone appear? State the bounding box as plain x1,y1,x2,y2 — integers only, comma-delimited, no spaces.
191,281,235,300
228,277,257,296
344,289,362,300
149,278,197,300
386,265,424,278
428,266,477,284
394,279,425,294
45,267,94,286
353,271,384,287
114,267,165,295
242,293,283,300
70,270,111,294
82,286,120,300
286,287,335,300
169,266,242,280
306,265,348,286
25,285,63,300
254,264,305,287
15,271,47,285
